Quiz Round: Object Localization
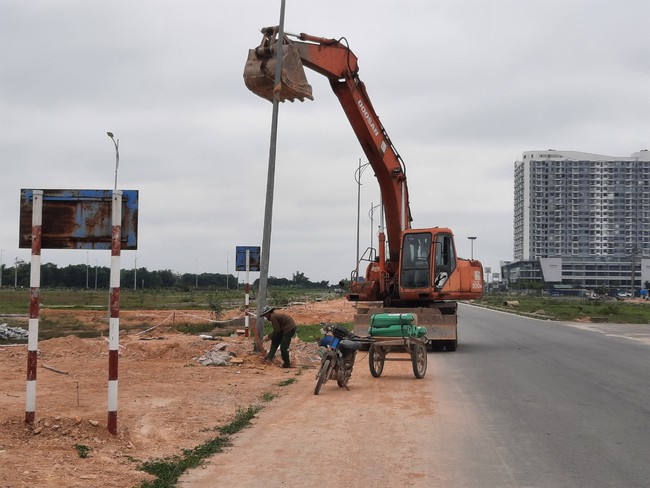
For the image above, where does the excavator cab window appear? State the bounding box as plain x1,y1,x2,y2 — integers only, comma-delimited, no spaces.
434,233,456,290
400,232,432,289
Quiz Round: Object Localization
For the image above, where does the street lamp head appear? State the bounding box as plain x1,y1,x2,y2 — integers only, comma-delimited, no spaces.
467,236,477,260
107,132,120,190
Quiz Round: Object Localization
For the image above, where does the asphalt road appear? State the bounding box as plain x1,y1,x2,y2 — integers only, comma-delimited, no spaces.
181,305,650,488
428,304,650,487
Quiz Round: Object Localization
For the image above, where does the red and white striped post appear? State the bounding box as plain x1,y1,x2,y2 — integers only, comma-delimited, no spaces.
244,249,250,337
107,190,122,435
25,190,43,425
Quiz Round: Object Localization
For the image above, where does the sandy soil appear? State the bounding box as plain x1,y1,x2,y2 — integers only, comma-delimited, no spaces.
0,299,356,487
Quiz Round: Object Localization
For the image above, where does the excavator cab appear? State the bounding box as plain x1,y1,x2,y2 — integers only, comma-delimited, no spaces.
243,27,314,103
400,232,432,289
398,228,482,302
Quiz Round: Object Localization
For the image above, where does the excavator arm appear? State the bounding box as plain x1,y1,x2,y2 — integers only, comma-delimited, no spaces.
244,27,412,267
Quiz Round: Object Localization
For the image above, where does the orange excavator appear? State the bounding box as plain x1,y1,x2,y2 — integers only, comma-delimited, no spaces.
244,27,483,350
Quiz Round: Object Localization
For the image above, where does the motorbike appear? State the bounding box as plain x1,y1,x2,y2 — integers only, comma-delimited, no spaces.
314,323,368,395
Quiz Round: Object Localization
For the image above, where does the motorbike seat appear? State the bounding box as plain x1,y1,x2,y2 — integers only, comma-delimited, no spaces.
339,339,364,351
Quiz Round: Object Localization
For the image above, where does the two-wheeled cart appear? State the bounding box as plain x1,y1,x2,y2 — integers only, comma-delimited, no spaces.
367,335,427,379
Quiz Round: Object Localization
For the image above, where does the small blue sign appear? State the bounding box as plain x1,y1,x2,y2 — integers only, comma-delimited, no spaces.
235,246,260,271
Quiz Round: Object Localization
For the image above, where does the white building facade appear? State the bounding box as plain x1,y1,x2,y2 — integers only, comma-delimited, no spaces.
509,149,650,291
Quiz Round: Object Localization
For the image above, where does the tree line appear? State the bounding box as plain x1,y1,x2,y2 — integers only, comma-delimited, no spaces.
0,261,332,290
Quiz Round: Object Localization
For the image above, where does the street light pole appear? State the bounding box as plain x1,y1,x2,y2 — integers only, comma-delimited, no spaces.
369,202,381,259
355,159,371,281
630,245,638,297
0,249,4,288
107,132,120,191
468,236,477,260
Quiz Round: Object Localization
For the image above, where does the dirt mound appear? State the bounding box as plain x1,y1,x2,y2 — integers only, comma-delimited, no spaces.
0,298,354,487
127,337,210,361
40,335,106,358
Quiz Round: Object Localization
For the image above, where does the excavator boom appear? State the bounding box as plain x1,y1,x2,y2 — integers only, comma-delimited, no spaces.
244,27,411,267
243,27,483,313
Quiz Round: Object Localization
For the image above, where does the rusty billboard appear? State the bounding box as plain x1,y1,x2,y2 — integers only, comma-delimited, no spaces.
19,189,138,250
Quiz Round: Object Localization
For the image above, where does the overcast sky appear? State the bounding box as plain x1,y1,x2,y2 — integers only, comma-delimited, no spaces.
1,0,648,285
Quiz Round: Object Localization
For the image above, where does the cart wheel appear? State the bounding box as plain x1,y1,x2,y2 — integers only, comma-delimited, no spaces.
314,358,331,395
368,345,384,377
412,343,427,379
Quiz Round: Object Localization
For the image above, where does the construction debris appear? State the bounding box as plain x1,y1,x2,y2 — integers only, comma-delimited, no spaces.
42,364,69,375
196,342,234,366
0,323,28,341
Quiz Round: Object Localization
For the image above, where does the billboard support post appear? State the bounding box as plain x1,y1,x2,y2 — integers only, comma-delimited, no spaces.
244,250,251,337
107,190,122,435
236,246,261,349
25,190,43,425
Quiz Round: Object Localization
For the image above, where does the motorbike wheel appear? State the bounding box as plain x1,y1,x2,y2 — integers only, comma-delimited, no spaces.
412,342,427,379
314,358,331,395
368,345,384,378
337,352,355,388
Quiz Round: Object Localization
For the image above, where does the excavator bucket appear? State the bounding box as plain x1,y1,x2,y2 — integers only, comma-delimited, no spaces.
243,30,314,103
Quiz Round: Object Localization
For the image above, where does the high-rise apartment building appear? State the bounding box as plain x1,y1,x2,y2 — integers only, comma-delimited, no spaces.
507,149,650,291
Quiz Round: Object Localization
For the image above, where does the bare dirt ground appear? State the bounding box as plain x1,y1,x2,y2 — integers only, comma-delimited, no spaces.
0,299,356,488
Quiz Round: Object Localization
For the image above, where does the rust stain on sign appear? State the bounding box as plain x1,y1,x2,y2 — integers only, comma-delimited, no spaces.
19,189,138,250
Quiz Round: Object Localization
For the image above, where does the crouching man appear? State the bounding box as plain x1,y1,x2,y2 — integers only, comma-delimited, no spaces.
260,306,297,368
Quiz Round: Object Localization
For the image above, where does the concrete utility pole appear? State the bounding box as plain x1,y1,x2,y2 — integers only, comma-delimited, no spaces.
257,0,287,346
0,249,4,288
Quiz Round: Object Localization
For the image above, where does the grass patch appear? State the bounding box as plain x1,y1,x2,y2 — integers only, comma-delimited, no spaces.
476,294,650,324
278,378,296,387
261,392,277,402
0,288,341,314
173,323,222,335
138,405,261,488
295,323,323,343
217,406,260,436
74,444,90,459
295,322,355,343
37,316,106,340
